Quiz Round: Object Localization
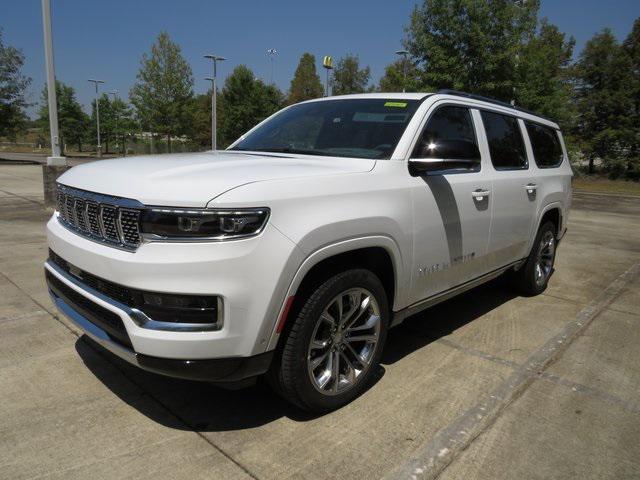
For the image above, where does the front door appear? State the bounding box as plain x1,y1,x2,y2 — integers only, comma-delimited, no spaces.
409,105,493,304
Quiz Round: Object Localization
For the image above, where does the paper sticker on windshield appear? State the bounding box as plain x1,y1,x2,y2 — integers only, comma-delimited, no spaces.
385,101,407,108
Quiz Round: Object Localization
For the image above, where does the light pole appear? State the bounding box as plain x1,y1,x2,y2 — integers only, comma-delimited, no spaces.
322,56,333,97
395,50,409,93
109,90,119,154
41,0,65,165
88,79,105,157
267,48,277,84
204,54,226,151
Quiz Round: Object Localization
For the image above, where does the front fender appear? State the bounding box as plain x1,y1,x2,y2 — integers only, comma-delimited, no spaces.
264,235,406,352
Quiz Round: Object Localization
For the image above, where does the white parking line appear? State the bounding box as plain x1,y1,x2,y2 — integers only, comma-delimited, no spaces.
385,261,640,480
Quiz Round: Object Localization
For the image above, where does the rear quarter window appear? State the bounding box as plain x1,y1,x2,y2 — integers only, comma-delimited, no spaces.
525,122,564,168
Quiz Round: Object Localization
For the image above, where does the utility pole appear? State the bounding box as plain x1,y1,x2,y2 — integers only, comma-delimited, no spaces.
109,90,119,154
267,48,277,84
204,54,226,151
41,0,65,165
322,56,333,97
395,50,409,93
88,79,105,157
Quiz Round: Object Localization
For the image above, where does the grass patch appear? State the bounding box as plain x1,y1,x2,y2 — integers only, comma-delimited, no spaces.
573,178,640,196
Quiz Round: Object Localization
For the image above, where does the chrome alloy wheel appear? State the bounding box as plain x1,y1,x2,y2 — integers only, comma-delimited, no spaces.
535,230,556,287
307,288,381,395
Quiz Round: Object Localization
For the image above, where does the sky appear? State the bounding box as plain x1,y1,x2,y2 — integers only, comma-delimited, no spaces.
3,0,639,118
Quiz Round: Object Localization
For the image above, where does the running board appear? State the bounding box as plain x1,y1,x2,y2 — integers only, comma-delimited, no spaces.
390,260,524,327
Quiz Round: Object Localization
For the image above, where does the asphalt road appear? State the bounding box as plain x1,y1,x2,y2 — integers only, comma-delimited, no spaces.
0,164,638,480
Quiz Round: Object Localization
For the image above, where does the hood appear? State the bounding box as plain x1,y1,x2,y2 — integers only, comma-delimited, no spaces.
57,151,376,207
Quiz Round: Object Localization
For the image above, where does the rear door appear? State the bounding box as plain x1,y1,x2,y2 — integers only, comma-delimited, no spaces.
408,104,493,302
479,110,538,268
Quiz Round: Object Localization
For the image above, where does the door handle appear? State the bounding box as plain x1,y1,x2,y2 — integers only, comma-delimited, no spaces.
471,189,491,201
524,183,538,194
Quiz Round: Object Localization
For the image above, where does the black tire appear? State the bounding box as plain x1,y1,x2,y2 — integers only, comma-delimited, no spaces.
270,268,389,412
512,221,557,296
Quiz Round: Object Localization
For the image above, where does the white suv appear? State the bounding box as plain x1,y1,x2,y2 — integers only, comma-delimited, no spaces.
45,91,572,411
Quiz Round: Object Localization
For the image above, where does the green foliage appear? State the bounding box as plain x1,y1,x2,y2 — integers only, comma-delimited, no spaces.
219,65,283,147
406,0,540,101
129,31,194,151
288,53,324,104
573,28,637,176
90,94,136,154
623,18,640,177
188,92,215,148
0,29,31,138
38,81,89,153
515,20,576,128
378,58,421,92
331,54,371,95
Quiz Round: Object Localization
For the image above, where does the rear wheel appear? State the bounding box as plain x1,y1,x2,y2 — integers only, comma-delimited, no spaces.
512,221,557,296
271,269,388,412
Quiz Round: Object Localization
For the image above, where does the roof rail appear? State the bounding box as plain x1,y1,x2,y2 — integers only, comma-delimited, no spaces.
435,89,553,122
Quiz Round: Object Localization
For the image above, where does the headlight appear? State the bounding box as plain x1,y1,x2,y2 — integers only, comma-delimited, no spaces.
140,207,270,241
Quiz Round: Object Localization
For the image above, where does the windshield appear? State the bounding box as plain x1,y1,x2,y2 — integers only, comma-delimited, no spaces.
230,98,421,159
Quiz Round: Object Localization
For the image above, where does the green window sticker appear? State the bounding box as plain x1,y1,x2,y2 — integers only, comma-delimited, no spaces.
384,101,408,108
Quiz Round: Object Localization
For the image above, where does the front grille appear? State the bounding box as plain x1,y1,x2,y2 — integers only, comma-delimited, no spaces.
46,269,132,348
56,184,142,250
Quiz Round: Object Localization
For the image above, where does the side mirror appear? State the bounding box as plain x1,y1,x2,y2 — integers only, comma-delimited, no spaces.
409,139,480,175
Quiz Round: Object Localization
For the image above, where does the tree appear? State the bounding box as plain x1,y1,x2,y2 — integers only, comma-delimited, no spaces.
38,81,89,153
406,0,540,100
90,94,136,154
515,20,576,127
110,97,136,154
188,90,223,148
219,65,283,147
574,28,636,175
129,31,194,152
0,29,31,139
378,58,421,92
623,18,640,175
288,53,323,104
331,54,371,95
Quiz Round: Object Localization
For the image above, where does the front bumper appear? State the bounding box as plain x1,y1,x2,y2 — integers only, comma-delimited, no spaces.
46,214,302,359
46,260,273,382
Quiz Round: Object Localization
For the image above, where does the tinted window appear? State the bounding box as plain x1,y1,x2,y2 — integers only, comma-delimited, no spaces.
231,99,421,159
481,111,528,169
526,122,563,168
413,106,479,160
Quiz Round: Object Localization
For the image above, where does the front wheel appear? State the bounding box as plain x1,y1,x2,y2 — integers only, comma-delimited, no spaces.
271,269,389,412
512,221,557,296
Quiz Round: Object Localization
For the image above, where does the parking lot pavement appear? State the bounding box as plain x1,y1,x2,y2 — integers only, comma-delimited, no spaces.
0,164,638,480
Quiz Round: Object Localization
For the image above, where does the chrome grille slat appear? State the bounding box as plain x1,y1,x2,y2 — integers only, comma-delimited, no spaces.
74,198,89,232
119,209,141,246
64,195,76,227
86,201,102,236
55,184,143,251
100,205,120,242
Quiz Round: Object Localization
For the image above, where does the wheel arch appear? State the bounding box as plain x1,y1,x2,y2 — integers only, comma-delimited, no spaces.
265,236,404,351
527,203,563,255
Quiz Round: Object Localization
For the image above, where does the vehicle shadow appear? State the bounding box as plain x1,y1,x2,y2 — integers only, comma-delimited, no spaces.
382,276,517,365
76,276,516,432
